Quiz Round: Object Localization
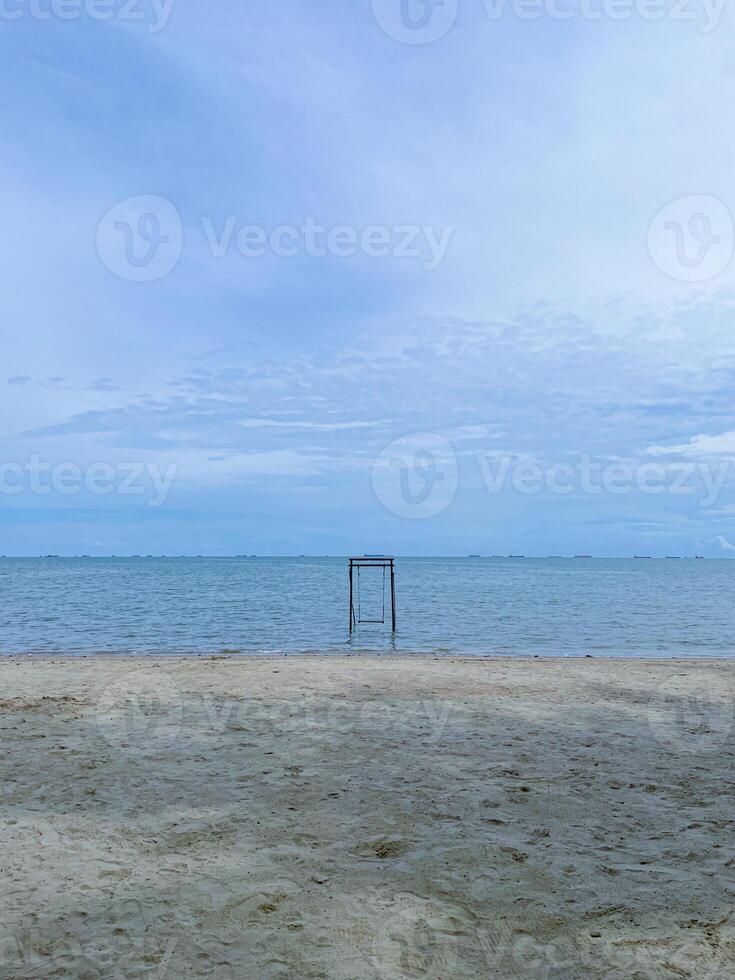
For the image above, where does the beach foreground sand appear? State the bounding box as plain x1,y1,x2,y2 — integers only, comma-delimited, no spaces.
1,656,733,978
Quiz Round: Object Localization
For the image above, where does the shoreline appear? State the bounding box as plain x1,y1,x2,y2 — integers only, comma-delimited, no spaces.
3,651,735,662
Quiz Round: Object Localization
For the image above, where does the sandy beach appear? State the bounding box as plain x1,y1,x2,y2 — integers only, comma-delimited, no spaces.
1,655,733,978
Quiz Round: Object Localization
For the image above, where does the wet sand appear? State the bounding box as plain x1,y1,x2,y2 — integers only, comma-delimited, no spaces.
1,655,733,978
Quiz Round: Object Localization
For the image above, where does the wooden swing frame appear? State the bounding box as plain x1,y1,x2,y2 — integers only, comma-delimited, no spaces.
348,557,396,633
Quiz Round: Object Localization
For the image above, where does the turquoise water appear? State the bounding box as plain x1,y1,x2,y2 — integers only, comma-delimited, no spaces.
0,557,732,658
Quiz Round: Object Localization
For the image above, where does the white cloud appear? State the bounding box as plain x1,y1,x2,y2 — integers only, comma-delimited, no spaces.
648,432,735,458
713,535,735,553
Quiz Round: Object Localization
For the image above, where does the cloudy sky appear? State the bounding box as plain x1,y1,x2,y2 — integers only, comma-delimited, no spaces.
2,0,735,556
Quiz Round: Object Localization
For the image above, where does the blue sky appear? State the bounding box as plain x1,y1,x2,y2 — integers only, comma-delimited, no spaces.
2,1,735,556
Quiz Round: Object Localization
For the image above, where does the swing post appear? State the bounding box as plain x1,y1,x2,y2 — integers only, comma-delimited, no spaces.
348,559,354,632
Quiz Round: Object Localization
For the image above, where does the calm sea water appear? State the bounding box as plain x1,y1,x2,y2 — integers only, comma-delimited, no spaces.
0,557,732,658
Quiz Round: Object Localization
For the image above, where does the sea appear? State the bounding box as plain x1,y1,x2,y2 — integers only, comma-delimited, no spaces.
1,556,732,658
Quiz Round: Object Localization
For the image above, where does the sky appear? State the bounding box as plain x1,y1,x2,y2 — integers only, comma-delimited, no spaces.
2,0,735,556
